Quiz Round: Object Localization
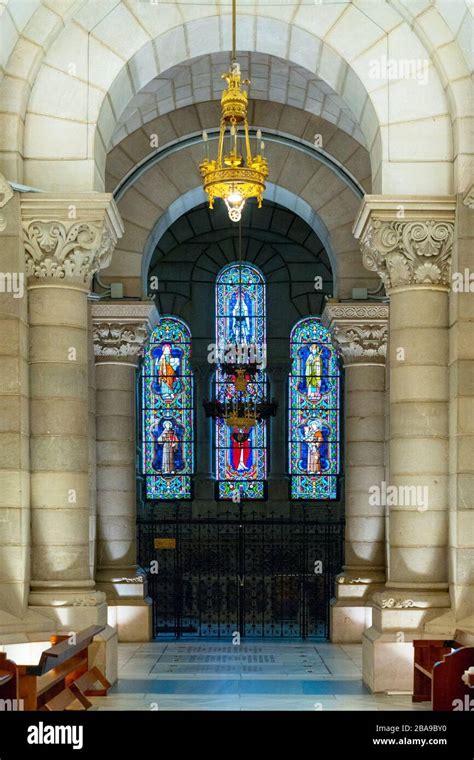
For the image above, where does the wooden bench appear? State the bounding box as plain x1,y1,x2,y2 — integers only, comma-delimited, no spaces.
413,639,474,710
0,625,111,711
0,657,17,706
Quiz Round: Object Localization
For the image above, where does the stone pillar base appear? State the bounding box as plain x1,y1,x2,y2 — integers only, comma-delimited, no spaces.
107,601,152,642
29,584,108,630
362,588,452,693
88,624,119,685
331,602,373,643
96,568,152,642
330,569,385,643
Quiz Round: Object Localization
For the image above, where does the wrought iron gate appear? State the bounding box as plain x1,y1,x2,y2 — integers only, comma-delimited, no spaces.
137,513,344,639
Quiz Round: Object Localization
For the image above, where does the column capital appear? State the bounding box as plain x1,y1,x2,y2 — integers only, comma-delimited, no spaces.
92,299,158,366
353,195,456,293
322,301,388,366
21,193,124,291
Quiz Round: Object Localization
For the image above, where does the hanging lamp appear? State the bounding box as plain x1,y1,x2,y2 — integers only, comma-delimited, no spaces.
199,0,268,222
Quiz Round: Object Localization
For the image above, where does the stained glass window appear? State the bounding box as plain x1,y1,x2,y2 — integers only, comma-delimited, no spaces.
215,263,267,500
289,318,340,500
142,317,194,500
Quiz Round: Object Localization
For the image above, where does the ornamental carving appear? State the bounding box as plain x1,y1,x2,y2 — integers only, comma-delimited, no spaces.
333,323,387,365
336,575,367,585
325,303,388,320
0,174,13,209
22,220,116,289
380,597,416,610
72,593,105,607
463,186,474,210
322,302,388,366
93,321,148,361
360,218,454,291
0,174,13,232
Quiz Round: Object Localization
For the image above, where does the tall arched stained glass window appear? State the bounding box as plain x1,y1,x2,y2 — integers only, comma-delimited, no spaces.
215,263,266,500
142,317,194,500
289,318,340,500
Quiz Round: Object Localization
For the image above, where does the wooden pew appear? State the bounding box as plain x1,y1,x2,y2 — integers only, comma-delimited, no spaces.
0,654,19,707
0,625,110,711
413,639,474,710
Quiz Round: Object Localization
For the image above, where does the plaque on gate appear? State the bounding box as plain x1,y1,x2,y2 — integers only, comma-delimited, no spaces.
154,538,176,550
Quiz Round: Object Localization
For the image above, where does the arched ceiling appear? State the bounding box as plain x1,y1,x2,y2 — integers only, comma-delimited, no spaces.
110,51,366,149
1,1,469,194
103,134,376,300
105,100,371,198
104,98,374,301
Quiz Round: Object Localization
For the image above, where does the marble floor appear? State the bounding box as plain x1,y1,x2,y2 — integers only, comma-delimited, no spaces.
91,641,431,711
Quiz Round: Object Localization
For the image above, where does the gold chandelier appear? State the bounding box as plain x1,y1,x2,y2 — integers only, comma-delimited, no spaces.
199,0,268,222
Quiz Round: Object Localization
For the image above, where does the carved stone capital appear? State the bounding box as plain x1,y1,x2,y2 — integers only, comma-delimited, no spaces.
353,196,456,293
322,301,388,366
20,194,123,291
92,300,158,366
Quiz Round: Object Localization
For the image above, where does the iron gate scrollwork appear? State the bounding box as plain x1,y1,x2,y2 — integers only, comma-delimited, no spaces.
137,513,344,639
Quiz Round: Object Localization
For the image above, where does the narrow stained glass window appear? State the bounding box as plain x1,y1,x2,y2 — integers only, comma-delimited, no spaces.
215,263,267,500
289,318,340,500
142,317,194,500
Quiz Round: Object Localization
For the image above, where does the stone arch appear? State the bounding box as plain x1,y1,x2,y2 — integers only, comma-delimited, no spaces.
2,5,464,193
103,131,377,300
140,183,340,297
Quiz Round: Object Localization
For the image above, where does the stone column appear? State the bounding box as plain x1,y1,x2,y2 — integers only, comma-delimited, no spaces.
267,362,290,500
21,193,123,630
354,195,456,692
0,177,45,635
323,302,388,642
448,187,474,632
92,300,157,641
88,305,97,579
192,359,213,500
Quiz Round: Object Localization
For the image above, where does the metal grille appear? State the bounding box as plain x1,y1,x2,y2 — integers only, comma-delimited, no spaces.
137,512,344,639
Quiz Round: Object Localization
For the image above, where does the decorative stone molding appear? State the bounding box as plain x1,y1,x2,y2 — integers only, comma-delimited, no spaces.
0,174,14,232
0,174,13,209
463,185,474,209
353,196,456,293
20,193,123,290
92,300,158,366
322,301,388,366
380,597,415,609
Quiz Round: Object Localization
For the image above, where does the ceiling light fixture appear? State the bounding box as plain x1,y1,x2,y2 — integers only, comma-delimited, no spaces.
199,0,268,223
